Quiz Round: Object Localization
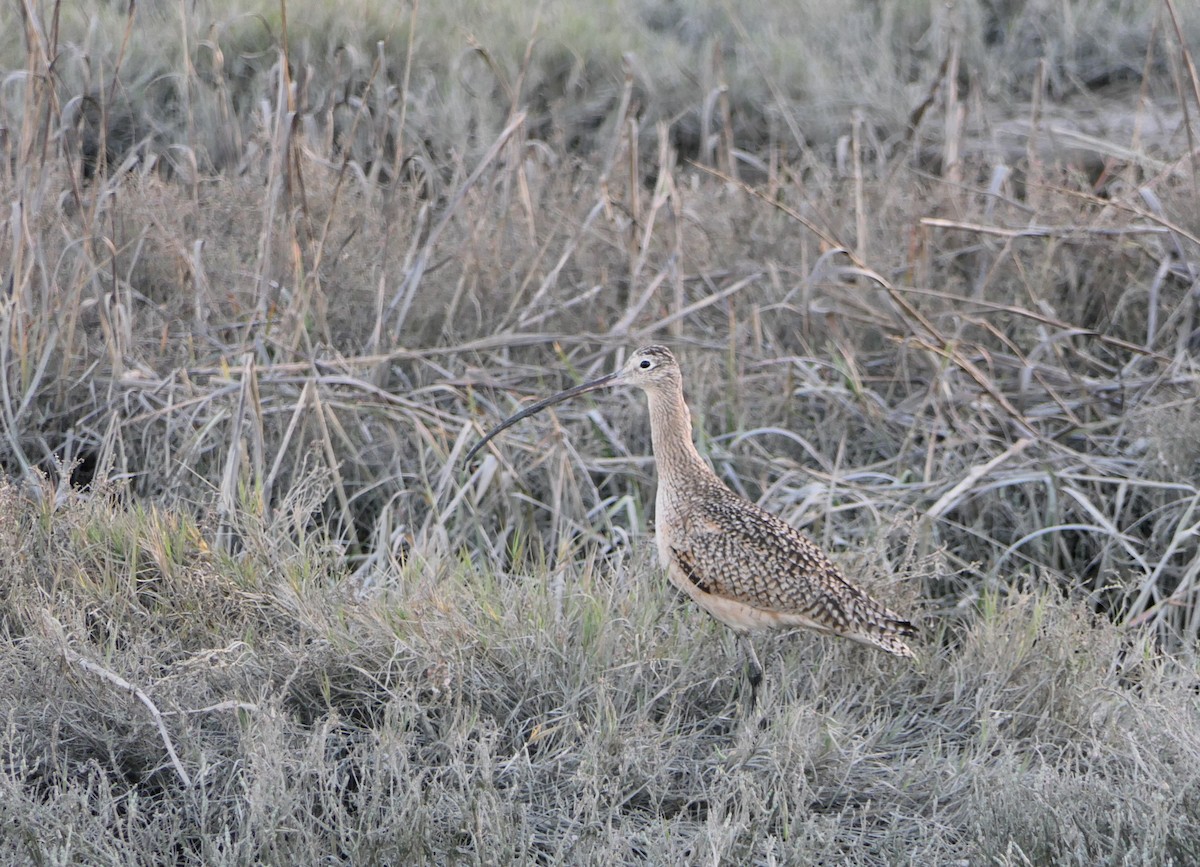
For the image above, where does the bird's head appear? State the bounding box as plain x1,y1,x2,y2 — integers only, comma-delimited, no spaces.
463,345,682,463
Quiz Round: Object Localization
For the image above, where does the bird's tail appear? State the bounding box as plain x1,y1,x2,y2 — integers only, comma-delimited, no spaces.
856,615,917,658
866,631,916,658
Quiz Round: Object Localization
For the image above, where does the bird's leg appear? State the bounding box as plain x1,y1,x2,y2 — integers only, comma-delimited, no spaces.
738,634,764,709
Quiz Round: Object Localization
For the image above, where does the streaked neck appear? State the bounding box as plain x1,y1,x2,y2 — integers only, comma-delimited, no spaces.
645,385,709,483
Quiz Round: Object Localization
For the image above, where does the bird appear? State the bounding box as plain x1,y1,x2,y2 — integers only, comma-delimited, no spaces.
465,345,916,703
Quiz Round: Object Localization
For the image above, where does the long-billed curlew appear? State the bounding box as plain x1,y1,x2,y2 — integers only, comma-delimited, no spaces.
465,346,916,701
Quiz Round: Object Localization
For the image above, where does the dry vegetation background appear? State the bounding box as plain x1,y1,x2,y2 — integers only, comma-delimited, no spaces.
3,0,1200,863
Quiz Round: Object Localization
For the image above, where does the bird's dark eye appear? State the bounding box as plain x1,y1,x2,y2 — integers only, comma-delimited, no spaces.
639,359,652,369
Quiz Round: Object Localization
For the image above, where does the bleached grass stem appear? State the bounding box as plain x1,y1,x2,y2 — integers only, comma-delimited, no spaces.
41,611,192,789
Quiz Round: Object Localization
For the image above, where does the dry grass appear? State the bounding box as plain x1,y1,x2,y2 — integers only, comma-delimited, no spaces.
2,0,1200,863
2,482,1199,864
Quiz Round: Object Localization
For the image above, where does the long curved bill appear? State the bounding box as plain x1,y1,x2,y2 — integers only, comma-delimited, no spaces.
464,369,623,464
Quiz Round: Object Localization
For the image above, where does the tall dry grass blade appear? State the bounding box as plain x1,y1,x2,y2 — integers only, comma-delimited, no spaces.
389,111,527,338
718,2,805,152
608,262,670,337
176,0,195,157
700,78,718,169
852,109,867,261
925,438,1034,522
216,354,253,551
1026,59,1047,213
1162,0,1200,189
632,272,761,341
626,115,641,287
622,123,677,325
1061,485,1152,574
515,197,606,330
1125,490,1200,625
918,217,1170,240
299,53,386,353
93,409,125,488
942,14,962,186
388,0,420,184
246,358,266,503
251,45,297,335
599,57,635,183
308,382,359,548
0,247,57,477
718,53,736,182
1040,126,1169,173
263,379,315,521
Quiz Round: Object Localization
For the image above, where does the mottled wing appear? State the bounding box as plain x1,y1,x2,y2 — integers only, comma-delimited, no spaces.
671,492,915,641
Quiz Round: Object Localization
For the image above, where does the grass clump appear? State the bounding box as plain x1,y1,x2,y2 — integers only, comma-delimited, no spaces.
2,482,1200,864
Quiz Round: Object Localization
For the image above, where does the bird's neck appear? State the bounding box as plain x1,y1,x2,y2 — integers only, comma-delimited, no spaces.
646,386,711,484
